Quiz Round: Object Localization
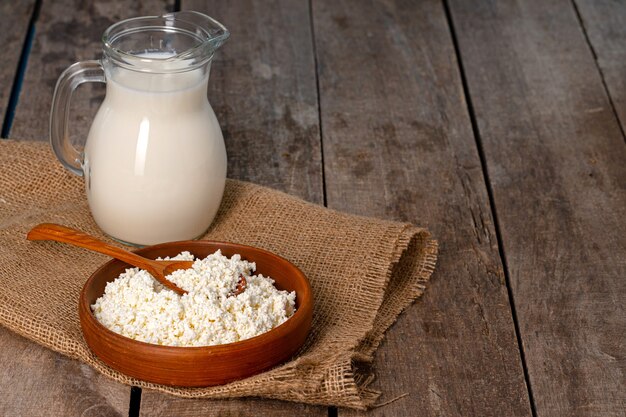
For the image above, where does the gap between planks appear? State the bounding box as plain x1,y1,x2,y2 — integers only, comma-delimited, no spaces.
441,1,538,416
308,0,328,208
569,0,626,143
0,0,41,138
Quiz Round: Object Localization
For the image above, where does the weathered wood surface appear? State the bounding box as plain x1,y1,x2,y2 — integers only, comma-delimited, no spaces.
2,0,624,415
3,0,171,415
190,0,323,202
313,0,531,416
575,0,626,136
0,327,129,417
139,397,325,417
138,0,326,414
448,0,626,416
0,1,34,129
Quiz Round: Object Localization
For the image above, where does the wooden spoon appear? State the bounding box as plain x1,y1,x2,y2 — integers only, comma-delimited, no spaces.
27,223,190,295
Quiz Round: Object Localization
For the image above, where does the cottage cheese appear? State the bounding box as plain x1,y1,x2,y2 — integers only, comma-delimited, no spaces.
91,250,296,347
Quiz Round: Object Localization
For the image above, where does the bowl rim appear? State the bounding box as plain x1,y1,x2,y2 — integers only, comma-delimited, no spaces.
80,240,313,353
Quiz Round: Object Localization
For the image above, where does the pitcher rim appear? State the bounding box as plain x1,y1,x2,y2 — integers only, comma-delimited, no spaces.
102,11,229,73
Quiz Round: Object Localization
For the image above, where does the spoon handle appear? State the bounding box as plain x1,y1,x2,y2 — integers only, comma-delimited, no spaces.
27,223,159,273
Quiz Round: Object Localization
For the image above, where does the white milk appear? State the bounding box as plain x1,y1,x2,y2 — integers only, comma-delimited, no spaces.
83,61,226,246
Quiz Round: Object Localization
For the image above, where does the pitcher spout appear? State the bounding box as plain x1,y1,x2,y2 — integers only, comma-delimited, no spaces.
166,11,230,62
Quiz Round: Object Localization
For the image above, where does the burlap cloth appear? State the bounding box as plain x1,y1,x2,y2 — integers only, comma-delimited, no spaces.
0,140,437,410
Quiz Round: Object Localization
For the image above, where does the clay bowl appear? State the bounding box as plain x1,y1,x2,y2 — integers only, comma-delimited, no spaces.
79,241,313,387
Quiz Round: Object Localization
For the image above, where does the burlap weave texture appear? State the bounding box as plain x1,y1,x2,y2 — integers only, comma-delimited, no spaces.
0,140,437,409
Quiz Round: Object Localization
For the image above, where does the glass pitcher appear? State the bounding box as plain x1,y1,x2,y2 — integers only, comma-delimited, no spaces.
50,11,229,246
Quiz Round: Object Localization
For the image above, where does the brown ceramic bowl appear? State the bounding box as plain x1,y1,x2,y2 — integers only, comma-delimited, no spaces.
79,241,313,387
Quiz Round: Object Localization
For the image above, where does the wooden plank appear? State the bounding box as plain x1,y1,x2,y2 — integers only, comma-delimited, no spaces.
139,0,325,414
0,327,129,416
188,0,323,202
0,1,34,128
312,0,532,416
448,0,626,416
574,0,626,136
139,397,325,416
2,0,171,415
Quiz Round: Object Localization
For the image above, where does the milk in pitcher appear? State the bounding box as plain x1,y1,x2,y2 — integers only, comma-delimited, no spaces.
83,60,226,245
49,12,230,246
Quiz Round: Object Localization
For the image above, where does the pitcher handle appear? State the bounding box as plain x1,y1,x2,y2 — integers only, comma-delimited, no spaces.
50,60,105,176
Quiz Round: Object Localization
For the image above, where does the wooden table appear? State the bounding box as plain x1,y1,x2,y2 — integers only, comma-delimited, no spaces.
1,1,624,416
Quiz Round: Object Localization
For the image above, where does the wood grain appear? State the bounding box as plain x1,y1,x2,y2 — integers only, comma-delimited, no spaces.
0,1,34,127
574,0,626,136
139,397,324,417
139,0,326,414
0,327,129,417
448,0,626,416
183,0,323,203
312,0,532,416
